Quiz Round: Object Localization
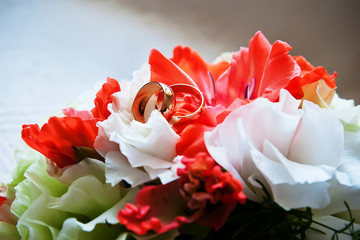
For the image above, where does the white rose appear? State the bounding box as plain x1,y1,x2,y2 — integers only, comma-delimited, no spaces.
94,65,181,187
205,90,360,213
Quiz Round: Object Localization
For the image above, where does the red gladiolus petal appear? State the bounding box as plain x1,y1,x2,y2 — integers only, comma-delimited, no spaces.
171,46,230,105
256,40,300,100
149,48,197,87
175,105,225,157
176,124,214,157
21,117,98,168
91,77,121,120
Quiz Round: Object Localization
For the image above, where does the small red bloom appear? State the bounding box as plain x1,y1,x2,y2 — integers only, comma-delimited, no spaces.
178,153,246,230
118,153,246,235
91,77,121,120
118,181,193,235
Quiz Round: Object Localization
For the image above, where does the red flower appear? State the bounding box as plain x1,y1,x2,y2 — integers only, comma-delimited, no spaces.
118,181,192,235
149,45,230,106
215,31,300,106
91,77,121,120
22,117,98,168
21,78,120,168
118,153,246,235
177,153,246,230
286,56,337,104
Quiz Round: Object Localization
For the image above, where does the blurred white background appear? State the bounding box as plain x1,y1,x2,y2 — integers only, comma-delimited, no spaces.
0,0,359,177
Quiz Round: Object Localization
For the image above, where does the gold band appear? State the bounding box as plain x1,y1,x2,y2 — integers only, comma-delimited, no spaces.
132,82,204,124
132,82,175,123
169,84,204,124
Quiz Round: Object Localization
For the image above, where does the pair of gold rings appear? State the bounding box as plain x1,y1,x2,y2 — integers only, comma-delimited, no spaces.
132,82,204,124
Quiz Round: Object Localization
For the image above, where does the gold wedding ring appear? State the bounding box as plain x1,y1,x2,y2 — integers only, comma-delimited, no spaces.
132,82,204,124
168,84,204,124
132,82,175,123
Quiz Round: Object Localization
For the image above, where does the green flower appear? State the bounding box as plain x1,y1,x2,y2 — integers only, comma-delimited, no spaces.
8,145,139,240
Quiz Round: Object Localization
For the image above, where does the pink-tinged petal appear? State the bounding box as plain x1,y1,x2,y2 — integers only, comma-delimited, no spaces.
215,47,251,106
62,108,93,120
216,31,271,105
215,31,300,107
149,48,197,87
117,180,193,235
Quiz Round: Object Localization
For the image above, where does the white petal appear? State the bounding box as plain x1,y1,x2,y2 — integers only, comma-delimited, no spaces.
251,140,333,209
105,151,151,187
288,105,344,166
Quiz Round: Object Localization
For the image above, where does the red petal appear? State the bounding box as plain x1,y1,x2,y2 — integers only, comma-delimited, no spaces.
175,106,224,156
249,31,272,97
118,181,193,235
149,48,196,87
256,40,299,100
91,77,120,120
215,31,300,106
0,196,6,207
294,56,337,88
178,153,246,230
171,46,229,105
21,117,98,168
215,47,251,106
176,124,213,157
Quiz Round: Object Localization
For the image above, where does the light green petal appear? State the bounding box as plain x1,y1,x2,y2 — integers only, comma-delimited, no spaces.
17,195,69,240
56,188,139,240
55,158,107,185
11,157,67,218
24,155,68,197
10,155,140,240
10,179,41,218
9,146,43,188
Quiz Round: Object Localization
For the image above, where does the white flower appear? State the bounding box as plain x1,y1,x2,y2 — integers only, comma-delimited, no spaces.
95,65,180,187
205,90,360,213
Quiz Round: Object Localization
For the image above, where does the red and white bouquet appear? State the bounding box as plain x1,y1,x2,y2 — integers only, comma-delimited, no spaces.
1,32,359,240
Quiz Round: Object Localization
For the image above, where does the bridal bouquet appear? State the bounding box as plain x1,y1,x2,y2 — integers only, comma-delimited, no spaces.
1,32,359,240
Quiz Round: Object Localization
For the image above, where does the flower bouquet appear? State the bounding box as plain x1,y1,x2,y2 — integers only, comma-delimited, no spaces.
1,31,359,240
